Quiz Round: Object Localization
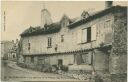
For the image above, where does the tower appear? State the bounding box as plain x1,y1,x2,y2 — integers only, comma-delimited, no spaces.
41,5,52,28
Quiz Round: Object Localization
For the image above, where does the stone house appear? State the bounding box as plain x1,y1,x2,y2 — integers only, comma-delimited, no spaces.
8,39,19,61
1,40,14,59
18,2,127,81
1,39,19,61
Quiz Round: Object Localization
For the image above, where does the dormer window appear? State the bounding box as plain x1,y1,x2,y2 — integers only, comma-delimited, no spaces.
61,14,70,27
81,11,89,19
61,21,69,27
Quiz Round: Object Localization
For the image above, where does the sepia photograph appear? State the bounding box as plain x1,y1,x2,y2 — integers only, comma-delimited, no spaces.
1,1,127,82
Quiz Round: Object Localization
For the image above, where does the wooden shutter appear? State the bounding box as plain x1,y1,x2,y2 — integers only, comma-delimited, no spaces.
82,29,87,43
91,25,97,41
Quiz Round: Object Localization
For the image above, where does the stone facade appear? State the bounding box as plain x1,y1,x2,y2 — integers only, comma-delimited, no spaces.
20,12,114,71
21,13,113,55
18,6,127,82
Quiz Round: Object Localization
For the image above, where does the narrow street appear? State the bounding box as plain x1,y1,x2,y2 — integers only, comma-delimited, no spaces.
1,60,81,81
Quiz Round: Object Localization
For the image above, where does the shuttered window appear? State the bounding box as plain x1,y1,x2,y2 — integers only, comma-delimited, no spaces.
78,25,97,44
82,27,91,43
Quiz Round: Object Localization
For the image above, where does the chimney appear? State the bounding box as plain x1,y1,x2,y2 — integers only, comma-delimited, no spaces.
41,9,52,28
105,1,113,9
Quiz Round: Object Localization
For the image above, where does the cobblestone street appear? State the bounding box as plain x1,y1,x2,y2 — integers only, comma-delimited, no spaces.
1,60,82,81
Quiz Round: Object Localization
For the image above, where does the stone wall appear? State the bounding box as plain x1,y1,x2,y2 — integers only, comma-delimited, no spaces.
49,54,74,65
109,9,127,82
23,54,74,70
23,48,110,72
21,13,114,56
20,13,115,73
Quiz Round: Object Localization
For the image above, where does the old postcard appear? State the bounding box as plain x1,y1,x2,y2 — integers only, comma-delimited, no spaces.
1,1,127,82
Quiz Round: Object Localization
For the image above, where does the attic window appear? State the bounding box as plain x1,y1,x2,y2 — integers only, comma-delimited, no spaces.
61,15,69,27
61,21,69,27
81,11,89,19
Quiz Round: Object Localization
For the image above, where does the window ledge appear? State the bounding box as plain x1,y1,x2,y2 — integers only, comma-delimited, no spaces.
78,40,96,45
47,46,52,48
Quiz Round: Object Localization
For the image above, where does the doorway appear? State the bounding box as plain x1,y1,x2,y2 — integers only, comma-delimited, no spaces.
58,59,63,66
58,59,63,69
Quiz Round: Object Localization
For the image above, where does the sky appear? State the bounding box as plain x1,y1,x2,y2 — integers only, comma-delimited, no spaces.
1,1,128,41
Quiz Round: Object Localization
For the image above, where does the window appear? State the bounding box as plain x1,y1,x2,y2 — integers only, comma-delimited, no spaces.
61,35,64,42
31,57,34,63
55,44,58,52
81,25,96,43
87,27,91,42
81,11,89,19
28,43,30,50
82,27,91,43
82,14,89,19
13,54,15,58
58,59,63,66
48,37,52,48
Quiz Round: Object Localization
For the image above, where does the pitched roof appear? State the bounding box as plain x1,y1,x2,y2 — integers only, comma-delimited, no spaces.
20,23,61,37
20,6,127,37
68,6,127,28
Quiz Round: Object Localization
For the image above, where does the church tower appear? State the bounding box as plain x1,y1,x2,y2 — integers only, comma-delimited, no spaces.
41,7,52,28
